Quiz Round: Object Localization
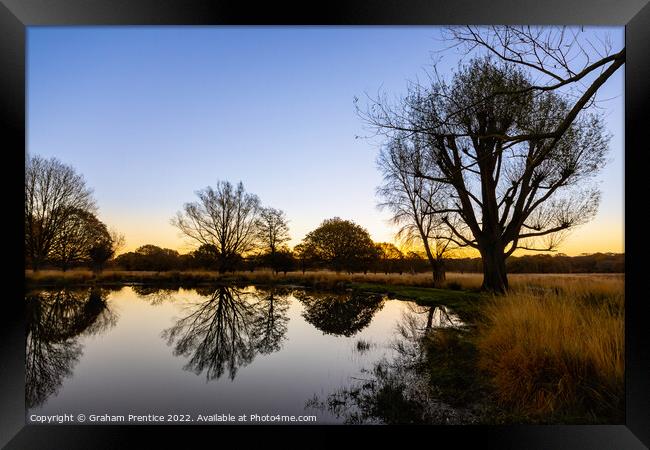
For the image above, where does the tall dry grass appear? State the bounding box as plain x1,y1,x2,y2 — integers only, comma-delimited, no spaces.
26,268,622,292
25,268,471,288
476,286,624,421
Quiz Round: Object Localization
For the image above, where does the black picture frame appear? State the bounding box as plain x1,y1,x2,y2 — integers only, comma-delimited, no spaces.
1,1,648,448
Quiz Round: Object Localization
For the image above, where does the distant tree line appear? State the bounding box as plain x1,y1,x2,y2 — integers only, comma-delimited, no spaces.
111,242,623,275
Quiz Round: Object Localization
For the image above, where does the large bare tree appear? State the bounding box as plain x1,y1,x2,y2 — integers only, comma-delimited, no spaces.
172,181,261,273
377,133,458,287
361,56,610,293
25,155,97,271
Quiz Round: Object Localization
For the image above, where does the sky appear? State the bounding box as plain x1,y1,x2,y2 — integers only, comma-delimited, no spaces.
27,26,625,256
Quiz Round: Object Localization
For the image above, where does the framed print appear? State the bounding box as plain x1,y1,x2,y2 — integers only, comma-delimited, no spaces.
1,0,648,448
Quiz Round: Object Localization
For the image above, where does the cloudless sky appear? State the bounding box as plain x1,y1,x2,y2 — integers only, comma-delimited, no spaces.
27,26,624,256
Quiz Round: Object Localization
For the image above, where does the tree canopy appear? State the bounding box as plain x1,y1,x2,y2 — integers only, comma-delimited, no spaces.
299,218,379,273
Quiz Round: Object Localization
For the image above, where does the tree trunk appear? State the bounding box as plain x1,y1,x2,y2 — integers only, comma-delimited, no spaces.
218,261,227,274
480,244,508,293
426,307,434,330
432,261,446,288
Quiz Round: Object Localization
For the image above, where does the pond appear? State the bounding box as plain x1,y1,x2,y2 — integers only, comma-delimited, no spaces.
25,285,462,425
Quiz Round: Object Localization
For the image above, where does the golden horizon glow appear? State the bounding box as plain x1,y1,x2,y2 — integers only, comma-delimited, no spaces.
114,216,624,258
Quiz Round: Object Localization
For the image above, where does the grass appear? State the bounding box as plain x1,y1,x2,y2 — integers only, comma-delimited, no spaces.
24,268,486,294
349,283,483,323
25,268,623,291
377,273,626,424
475,286,624,423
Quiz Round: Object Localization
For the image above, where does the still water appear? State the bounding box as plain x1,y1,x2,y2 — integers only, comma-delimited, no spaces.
26,285,461,424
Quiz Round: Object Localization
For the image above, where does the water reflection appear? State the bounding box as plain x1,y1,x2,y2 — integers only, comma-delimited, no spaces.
250,287,291,355
306,303,472,424
132,285,180,305
295,291,385,337
25,288,117,408
162,286,290,381
26,285,463,423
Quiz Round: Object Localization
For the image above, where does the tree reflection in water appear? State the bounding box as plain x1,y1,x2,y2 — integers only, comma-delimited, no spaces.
162,286,290,381
294,291,385,337
250,287,290,355
132,285,179,305
25,288,117,409
305,303,475,424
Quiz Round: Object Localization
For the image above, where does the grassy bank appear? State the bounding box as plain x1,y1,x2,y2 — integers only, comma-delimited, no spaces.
25,268,469,287
420,276,625,424
24,268,623,291
476,286,624,423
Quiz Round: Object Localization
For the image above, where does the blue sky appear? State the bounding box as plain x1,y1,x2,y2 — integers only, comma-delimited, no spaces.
27,26,624,255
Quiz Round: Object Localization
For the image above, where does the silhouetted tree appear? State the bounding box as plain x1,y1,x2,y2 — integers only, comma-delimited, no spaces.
114,245,181,271
293,243,313,274
377,135,459,286
25,155,96,271
374,243,403,274
300,218,379,273
49,208,97,271
88,228,124,273
360,56,610,292
256,207,290,273
443,26,625,115
172,181,261,273
191,243,220,270
260,247,295,275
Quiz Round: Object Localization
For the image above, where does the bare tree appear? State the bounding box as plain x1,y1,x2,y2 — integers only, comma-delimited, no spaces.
172,181,261,273
361,56,609,293
377,133,459,287
256,207,291,271
25,155,97,271
443,26,624,122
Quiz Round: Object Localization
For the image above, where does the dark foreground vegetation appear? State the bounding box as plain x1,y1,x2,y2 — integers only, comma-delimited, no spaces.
303,273,624,424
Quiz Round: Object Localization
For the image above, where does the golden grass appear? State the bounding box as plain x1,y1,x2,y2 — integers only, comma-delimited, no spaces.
25,268,623,290
476,286,624,421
